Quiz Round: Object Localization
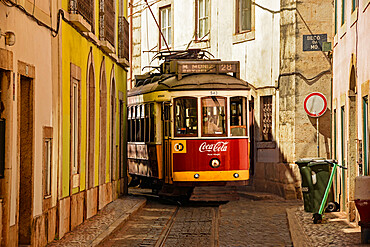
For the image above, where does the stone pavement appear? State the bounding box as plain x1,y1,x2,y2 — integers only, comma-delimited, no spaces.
47,195,146,247
287,205,368,247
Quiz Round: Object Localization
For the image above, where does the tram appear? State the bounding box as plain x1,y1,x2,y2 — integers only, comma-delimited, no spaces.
127,50,252,201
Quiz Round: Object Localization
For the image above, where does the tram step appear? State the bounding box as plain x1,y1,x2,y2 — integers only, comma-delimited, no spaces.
190,186,239,202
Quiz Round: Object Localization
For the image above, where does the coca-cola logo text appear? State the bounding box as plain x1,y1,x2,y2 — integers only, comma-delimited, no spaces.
199,142,228,153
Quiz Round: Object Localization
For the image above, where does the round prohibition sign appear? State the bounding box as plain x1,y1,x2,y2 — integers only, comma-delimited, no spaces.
304,92,327,117
174,142,184,152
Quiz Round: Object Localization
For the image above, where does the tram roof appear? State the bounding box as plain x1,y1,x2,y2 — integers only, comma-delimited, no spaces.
128,73,250,97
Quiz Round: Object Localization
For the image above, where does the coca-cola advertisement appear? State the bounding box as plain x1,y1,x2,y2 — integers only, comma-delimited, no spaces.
173,138,249,172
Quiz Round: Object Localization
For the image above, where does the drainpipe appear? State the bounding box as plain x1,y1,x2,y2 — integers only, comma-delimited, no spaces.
129,0,133,89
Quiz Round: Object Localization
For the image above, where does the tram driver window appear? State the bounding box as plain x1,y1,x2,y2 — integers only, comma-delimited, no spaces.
230,96,247,136
174,97,198,137
202,97,226,136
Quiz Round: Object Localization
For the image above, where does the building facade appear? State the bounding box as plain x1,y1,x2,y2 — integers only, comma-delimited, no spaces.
332,0,370,222
129,0,333,199
0,0,129,245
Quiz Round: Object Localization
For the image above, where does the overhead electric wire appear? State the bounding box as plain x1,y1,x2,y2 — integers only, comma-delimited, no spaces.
1,0,63,37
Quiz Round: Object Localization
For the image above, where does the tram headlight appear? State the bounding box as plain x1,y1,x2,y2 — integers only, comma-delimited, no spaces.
233,173,239,178
209,158,221,168
194,173,200,179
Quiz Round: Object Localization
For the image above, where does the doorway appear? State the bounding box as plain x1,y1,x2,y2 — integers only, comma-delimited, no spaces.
18,75,34,245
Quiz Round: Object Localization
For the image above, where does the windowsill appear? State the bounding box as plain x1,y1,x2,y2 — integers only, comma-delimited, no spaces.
363,0,370,12
232,30,255,44
84,31,99,44
333,33,338,47
339,23,347,39
190,40,210,49
350,8,358,27
100,40,115,54
69,13,92,32
256,141,276,149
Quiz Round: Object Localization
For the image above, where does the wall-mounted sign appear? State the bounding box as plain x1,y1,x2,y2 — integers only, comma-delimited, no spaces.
303,34,327,51
304,92,327,117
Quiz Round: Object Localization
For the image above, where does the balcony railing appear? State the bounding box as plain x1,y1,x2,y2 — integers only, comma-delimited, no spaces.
69,0,94,26
100,0,115,47
118,16,129,61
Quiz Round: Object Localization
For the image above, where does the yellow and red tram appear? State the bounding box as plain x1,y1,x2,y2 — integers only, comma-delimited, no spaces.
127,50,252,200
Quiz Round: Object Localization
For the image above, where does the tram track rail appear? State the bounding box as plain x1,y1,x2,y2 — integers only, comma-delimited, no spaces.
155,206,180,247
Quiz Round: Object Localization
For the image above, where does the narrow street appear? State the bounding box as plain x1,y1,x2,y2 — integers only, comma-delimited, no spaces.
99,192,300,247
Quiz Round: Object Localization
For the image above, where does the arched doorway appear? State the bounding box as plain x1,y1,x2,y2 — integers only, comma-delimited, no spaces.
87,52,96,189
99,59,107,188
110,68,116,183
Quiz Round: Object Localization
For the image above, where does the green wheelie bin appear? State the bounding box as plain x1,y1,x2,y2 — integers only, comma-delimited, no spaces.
296,158,316,212
308,161,335,213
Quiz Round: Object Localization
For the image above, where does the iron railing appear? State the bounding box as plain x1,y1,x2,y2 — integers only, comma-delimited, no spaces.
69,0,94,26
100,0,115,46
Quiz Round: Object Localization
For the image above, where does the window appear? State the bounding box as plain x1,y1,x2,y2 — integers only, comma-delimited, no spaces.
230,97,248,137
43,127,53,197
236,0,252,33
160,6,172,49
196,0,209,39
174,97,198,137
352,0,358,12
150,103,155,142
140,104,145,142
136,105,141,141
202,97,226,136
100,0,115,46
363,97,369,175
71,79,79,176
145,104,150,142
261,96,272,141
341,0,345,25
335,0,338,34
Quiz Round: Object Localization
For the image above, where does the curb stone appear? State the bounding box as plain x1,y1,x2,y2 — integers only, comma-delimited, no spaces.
287,207,312,247
90,199,147,246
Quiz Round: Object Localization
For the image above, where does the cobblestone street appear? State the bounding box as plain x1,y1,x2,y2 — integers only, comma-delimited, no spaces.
98,193,300,247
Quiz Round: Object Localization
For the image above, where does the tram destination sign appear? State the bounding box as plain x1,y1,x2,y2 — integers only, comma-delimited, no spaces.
172,60,240,80
303,34,327,51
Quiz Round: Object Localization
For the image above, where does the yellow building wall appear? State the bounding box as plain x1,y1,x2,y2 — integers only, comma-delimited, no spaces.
61,18,127,198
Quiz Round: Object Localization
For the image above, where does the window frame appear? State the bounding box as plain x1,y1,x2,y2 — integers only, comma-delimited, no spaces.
195,0,210,40
201,96,228,137
70,63,81,190
261,95,273,141
230,96,248,137
174,97,199,138
236,0,252,34
159,5,172,50
363,96,369,176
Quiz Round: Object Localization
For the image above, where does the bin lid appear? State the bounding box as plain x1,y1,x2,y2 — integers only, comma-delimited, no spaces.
295,157,325,165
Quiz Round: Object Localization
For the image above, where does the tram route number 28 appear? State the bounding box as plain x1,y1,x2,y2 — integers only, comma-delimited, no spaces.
219,64,235,72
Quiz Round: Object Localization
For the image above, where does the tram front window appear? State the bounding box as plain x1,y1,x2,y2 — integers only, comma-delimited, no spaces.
202,96,226,136
230,96,247,136
174,97,198,137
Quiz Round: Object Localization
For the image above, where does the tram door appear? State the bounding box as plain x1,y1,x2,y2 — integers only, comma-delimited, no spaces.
162,103,172,183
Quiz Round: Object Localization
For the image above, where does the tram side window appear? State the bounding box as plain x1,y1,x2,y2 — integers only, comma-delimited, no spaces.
174,97,198,137
132,106,136,142
150,103,155,142
136,105,141,141
145,104,150,142
128,106,132,142
140,105,145,142
202,96,226,136
230,96,247,136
